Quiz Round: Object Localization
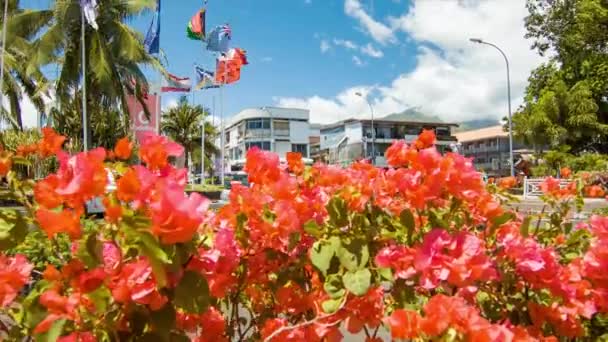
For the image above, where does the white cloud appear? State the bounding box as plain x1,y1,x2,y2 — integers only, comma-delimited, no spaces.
333,38,358,50
320,39,331,53
360,43,383,58
277,0,543,125
344,0,396,45
352,56,364,67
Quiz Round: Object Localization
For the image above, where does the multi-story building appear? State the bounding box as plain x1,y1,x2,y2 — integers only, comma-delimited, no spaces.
319,118,459,167
454,125,532,177
309,123,322,161
221,107,311,171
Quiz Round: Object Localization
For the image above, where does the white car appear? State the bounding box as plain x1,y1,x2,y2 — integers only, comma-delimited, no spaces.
85,169,116,215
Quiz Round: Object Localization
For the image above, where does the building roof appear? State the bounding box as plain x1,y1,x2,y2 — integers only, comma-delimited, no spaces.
226,107,310,128
319,117,458,131
454,125,508,142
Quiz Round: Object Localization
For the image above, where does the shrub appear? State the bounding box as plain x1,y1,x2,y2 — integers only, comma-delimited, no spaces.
0,129,608,341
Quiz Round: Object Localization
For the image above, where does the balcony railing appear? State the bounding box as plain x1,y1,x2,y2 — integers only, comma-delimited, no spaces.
244,129,272,139
274,129,290,136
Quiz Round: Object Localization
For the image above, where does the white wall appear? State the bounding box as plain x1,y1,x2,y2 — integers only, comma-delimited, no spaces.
345,122,363,143
275,141,292,158
289,121,310,144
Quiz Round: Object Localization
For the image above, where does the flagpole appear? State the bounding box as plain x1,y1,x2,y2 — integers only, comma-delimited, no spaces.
201,100,205,186
0,0,9,130
81,5,89,151
220,84,225,186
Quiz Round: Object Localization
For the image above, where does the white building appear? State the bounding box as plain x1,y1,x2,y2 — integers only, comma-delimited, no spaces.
221,107,311,171
319,118,459,167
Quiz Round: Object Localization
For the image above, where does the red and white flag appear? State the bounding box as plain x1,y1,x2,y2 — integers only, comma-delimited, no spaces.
161,73,192,92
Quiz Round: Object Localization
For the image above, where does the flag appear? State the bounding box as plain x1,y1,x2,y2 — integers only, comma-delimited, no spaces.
144,0,161,54
215,57,241,85
80,0,99,30
162,74,192,92
206,24,231,52
195,66,219,90
187,9,206,40
228,48,248,66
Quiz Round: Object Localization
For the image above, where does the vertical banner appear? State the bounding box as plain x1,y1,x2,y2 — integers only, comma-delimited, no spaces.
127,94,159,145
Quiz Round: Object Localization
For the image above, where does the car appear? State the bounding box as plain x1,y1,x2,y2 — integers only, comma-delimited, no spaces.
85,169,116,216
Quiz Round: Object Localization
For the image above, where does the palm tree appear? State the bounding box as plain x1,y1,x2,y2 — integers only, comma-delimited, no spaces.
161,96,218,170
50,93,130,151
27,0,163,128
0,0,52,129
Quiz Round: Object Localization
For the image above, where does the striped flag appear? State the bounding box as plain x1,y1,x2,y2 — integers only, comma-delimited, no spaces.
161,74,192,92
195,66,219,90
187,9,206,40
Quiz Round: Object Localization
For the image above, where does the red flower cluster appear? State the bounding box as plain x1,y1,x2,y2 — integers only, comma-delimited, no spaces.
0,254,33,307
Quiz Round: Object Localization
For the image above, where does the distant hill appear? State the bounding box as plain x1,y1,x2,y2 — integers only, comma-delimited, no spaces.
381,107,443,123
380,109,499,133
454,118,500,132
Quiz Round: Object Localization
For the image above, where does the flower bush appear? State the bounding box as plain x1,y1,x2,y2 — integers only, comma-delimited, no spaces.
1,129,608,341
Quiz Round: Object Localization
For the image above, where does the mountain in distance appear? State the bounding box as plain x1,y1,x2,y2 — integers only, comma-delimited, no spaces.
380,107,443,123
380,108,499,132
453,118,500,132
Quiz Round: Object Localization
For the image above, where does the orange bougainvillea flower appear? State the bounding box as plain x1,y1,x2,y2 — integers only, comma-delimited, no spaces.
586,185,605,198
36,208,82,239
103,196,123,223
114,137,133,160
38,127,66,157
560,167,572,179
498,176,517,189
150,185,209,244
116,168,141,203
286,152,305,175
54,148,108,206
34,175,63,209
139,133,184,170
387,309,422,340
414,129,436,149
0,254,33,307
0,149,12,176
42,265,62,282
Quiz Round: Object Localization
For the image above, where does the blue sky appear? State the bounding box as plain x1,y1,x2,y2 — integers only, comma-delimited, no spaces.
20,0,543,126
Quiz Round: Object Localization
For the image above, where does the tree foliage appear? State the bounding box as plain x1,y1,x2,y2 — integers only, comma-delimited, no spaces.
513,0,608,153
161,96,218,171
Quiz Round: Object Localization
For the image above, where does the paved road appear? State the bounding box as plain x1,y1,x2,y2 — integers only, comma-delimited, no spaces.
507,196,607,219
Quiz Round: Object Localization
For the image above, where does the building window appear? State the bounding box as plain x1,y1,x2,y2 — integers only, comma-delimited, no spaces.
292,144,308,156
246,118,270,130
274,120,290,136
246,141,271,151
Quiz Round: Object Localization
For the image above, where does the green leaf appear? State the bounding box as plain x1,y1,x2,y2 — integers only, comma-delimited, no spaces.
310,237,340,276
321,298,342,314
327,197,348,227
303,220,322,237
492,212,515,228
343,269,371,296
0,209,28,250
76,233,102,269
520,216,532,237
288,232,301,250
400,209,415,231
337,239,369,272
88,286,111,312
35,318,66,342
174,271,210,314
150,304,176,340
377,267,393,282
324,274,345,299
137,232,170,288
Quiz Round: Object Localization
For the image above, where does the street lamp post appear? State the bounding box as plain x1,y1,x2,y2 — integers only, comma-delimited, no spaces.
469,38,514,177
355,92,375,165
